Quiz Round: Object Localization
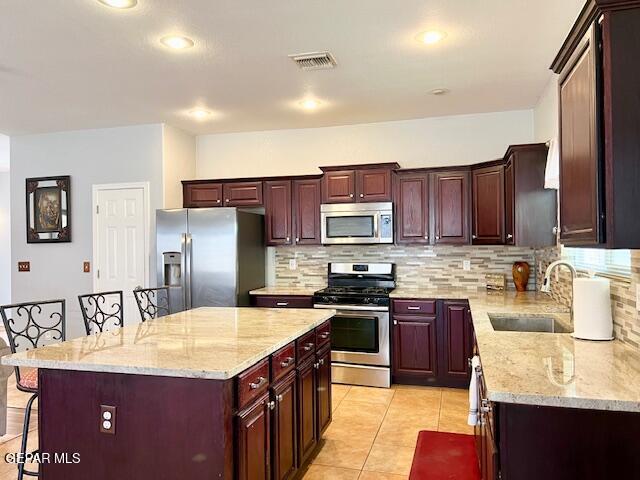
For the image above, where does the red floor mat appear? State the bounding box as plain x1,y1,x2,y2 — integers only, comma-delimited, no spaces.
409,430,481,480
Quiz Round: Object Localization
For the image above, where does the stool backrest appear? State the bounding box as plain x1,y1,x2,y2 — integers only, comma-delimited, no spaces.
133,287,171,322
78,290,124,335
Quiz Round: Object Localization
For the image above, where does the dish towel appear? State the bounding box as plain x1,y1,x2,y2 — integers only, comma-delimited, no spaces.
544,137,560,189
467,355,480,426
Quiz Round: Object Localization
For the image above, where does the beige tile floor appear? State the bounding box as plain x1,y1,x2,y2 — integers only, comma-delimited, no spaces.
0,377,472,480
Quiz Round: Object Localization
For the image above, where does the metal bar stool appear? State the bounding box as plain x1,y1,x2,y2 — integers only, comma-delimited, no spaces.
78,290,124,335
0,299,66,480
133,287,171,322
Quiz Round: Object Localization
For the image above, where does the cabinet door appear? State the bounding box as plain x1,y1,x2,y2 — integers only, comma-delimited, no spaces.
265,180,293,246
392,315,438,382
484,428,497,480
315,346,332,436
440,302,473,388
472,165,505,245
223,181,263,207
236,393,271,480
296,358,317,466
272,372,297,480
433,171,470,244
558,26,601,246
504,158,515,245
356,168,392,202
322,170,356,203
395,174,429,244
183,183,223,208
293,179,321,245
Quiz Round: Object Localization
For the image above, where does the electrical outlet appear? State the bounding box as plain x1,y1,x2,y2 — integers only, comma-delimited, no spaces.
100,405,116,435
462,260,471,271
83,261,91,273
636,285,640,312
289,259,297,270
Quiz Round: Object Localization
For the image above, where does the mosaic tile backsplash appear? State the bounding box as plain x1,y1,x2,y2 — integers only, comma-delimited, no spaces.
536,247,640,350
274,245,537,291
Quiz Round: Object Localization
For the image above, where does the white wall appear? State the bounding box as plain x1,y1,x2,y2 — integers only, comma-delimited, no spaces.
0,134,10,305
534,76,559,142
196,110,534,178
10,124,164,339
162,124,196,209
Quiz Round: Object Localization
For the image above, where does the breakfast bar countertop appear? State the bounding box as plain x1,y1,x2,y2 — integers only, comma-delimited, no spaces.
1,307,335,380
391,288,640,413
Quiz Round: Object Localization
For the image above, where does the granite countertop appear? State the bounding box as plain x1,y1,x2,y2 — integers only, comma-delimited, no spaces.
1,307,335,381
392,288,640,412
250,286,321,296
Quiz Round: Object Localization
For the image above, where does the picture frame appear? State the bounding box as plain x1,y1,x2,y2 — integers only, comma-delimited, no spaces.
26,175,71,243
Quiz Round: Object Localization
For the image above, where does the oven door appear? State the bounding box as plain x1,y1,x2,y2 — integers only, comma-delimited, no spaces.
314,304,390,367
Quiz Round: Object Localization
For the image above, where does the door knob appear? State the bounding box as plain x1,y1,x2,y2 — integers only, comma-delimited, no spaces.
360,194,364,198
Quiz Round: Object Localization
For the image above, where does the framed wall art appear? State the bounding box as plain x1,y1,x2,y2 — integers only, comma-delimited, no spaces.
26,175,71,243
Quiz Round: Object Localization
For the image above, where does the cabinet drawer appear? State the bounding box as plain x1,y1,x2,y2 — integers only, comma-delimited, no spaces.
237,358,270,410
271,342,296,382
297,330,316,362
393,299,436,315
315,320,331,348
253,295,313,309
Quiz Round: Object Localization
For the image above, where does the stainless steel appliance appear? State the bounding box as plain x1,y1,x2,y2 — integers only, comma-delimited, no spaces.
313,262,396,388
156,208,265,312
320,202,393,245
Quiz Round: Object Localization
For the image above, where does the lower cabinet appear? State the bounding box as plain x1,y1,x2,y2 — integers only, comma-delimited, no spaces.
296,357,317,466
474,359,497,480
271,372,297,480
236,393,271,480
392,299,474,387
316,345,332,435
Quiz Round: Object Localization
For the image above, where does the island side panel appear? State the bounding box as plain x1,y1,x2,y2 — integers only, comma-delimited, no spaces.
38,369,234,480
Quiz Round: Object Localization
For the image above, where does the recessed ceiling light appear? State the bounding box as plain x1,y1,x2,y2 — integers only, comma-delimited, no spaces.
299,99,321,111
416,30,447,45
189,108,212,120
97,0,137,8
430,88,450,96
160,35,195,50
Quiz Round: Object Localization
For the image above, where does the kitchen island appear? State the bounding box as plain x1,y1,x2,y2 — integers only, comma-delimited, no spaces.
2,307,335,480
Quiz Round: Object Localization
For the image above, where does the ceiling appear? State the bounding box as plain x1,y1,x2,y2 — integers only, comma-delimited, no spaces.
0,0,584,136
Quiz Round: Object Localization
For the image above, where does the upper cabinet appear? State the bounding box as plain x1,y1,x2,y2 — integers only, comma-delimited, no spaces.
552,1,640,248
472,164,505,245
432,170,471,245
320,163,398,203
183,180,263,208
265,180,293,246
183,182,223,208
293,178,322,245
503,144,557,247
223,181,263,207
395,172,429,244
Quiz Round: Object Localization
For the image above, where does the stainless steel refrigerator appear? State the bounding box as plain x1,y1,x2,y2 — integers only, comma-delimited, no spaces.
156,208,265,311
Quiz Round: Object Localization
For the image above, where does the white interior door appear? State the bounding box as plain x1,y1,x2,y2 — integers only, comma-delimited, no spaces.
94,186,148,324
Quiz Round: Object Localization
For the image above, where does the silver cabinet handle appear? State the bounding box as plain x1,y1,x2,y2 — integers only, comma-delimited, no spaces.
249,376,266,390
318,358,325,366
286,237,290,242
319,332,330,339
393,320,398,325
303,342,314,351
349,193,354,198
435,235,440,240
360,193,364,198
276,302,289,307
481,398,491,414
267,400,276,410
313,362,320,369
216,199,220,203
277,394,284,402
407,306,421,311
552,226,559,235
472,234,477,239
280,357,294,368
507,234,513,239
296,237,300,242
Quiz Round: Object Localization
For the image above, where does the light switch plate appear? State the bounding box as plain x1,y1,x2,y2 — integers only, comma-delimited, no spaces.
18,261,30,272
289,259,297,271
462,260,471,271
636,285,640,312
83,261,91,273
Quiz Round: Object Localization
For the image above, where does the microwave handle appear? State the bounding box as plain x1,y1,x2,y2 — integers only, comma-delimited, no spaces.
373,214,379,239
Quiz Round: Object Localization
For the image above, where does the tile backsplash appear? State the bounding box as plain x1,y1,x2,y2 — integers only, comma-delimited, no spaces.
274,245,537,291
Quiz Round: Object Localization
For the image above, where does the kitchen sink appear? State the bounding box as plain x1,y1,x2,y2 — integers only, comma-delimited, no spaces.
489,315,571,334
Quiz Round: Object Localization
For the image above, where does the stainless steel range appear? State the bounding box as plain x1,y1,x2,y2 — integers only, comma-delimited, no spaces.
313,262,395,388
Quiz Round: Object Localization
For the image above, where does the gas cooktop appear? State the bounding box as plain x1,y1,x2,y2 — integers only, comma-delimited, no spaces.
314,286,394,297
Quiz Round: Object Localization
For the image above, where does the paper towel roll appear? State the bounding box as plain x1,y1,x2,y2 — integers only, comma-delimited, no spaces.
572,277,614,341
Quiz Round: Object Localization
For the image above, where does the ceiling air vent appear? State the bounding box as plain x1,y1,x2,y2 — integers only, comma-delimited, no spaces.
289,52,337,71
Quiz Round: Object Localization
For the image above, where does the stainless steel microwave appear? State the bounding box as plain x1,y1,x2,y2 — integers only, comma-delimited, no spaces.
320,202,393,245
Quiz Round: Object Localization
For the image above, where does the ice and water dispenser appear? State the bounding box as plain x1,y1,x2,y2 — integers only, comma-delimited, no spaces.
162,252,182,287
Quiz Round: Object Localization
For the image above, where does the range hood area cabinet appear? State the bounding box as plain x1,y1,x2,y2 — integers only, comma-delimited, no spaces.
552,0,640,248
320,163,399,203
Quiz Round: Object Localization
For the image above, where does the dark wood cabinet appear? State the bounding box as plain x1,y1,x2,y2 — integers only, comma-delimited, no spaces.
251,295,314,309
265,181,293,246
356,168,393,202
392,314,438,385
183,182,223,208
552,3,640,248
439,302,473,388
472,164,505,245
395,173,429,244
315,345,332,436
223,181,263,207
296,357,317,466
504,158,515,245
322,170,356,203
236,393,271,480
433,171,470,245
271,372,297,480
293,179,321,245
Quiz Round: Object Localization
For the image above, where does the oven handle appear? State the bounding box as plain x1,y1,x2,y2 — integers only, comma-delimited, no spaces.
313,304,389,312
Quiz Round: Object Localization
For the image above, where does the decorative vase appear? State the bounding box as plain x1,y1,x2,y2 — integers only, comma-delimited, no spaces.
512,261,530,292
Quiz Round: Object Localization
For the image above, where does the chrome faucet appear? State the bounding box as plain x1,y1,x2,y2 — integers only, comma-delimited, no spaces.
540,259,577,321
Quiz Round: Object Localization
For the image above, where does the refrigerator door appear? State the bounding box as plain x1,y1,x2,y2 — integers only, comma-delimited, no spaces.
188,208,239,307
156,209,188,312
